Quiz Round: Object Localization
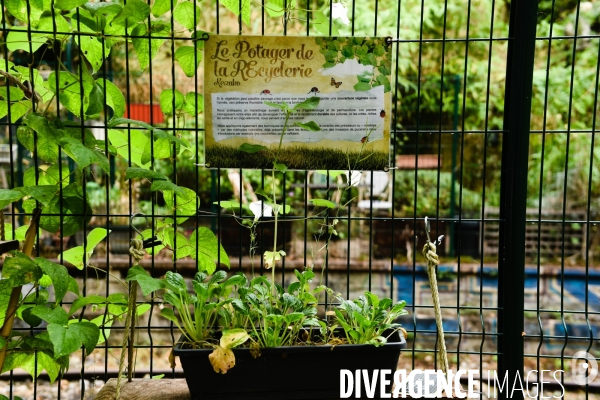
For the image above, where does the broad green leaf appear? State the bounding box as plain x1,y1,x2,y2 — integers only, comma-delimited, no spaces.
48,321,99,357
67,277,79,297
0,285,12,327
0,101,7,120
9,102,31,123
30,305,68,325
59,136,110,173
6,0,43,26
132,22,169,72
14,226,29,241
125,167,168,181
175,46,202,78
224,274,246,287
173,1,201,30
312,11,339,36
86,228,109,253
274,163,287,173
183,92,203,115
310,198,337,209
69,6,99,31
285,312,304,324
47,323,81,358
163,187,198,224
137,304,151,316
55,0,87,9
0,86,25,102
77,33,107,73
152,0,177,17
22,114,60,163
2,254,43,285
47,71,95,118
126,265,165,296
164,230,193,260
164,271,187,294
37,351,61,383
91,315,112,344
294,96,320,110
111,0,151,26
294,121,321,131
159,307,178,323
190,227,230,274
24,164,69,188
16,185,57,206
0,189,25,208
142,136,171,164
1,352,35,376
220,329,250,349
159,89,184,116
0,337,5,350
35,258,69,303
96,79,125,118
38,184,92,236
39,274,53,287
68,295,106,316
264,0,286,17
150,180,186,196
61,246,84,270
82,1,123,17
85,84,105,119
108,129,150,168
220,0,250,26
239,143,267,153
151,129,191,152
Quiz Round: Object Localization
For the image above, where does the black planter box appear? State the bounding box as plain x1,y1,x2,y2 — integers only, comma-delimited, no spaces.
174,330,407,400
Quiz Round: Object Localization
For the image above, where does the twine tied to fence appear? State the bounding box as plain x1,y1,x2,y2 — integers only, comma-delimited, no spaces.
423,238,450,376
115,239,144,400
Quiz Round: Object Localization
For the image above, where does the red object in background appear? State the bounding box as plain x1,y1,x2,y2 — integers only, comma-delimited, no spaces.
123,104,164,124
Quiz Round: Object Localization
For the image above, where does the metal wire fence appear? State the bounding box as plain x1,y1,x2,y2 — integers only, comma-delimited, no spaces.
0,0,599,399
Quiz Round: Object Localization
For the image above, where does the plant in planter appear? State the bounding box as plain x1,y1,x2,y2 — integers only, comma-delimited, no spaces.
141,97,409,399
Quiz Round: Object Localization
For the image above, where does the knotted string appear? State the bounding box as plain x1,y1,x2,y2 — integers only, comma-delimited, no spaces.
422,240,449,376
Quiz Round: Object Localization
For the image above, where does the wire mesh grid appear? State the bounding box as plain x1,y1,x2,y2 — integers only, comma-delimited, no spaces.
0,0,598,399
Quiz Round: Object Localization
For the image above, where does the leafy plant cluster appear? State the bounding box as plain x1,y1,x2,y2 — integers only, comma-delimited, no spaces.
0,0,241,382
133,263,407,374
315,36,392,93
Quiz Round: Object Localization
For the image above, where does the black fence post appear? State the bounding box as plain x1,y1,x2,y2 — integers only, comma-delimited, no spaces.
498,1,539,398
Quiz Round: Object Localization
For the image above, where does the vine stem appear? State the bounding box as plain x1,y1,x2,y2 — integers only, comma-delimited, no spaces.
0,208,41,373
270,110,289,300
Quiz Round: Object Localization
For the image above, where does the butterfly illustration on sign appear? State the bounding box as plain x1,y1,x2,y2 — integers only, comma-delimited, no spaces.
331,78,342,88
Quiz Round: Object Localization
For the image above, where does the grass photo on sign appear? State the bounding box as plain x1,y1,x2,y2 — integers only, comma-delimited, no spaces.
206,144,389,170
